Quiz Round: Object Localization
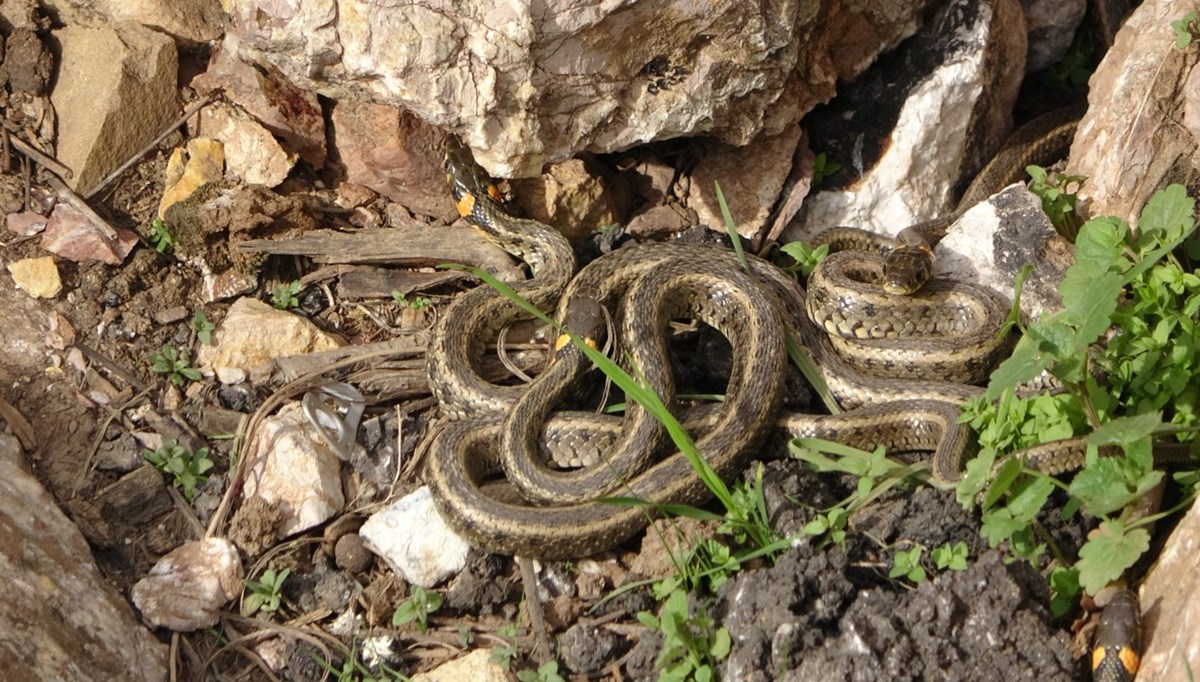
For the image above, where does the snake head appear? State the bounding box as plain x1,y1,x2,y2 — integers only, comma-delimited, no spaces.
552,295,609,357
882,245,934,295
443,136,504,208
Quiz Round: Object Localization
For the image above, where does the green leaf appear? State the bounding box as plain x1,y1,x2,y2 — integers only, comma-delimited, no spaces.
1086,411,1165,447
1073,215,1129,272
1076,520,1149,595
984,337,1053,400
1049,566,1081,618
1068,452,1163,518
711,627,731,660
1060,269,1122,346
1137,183,1195,246
636,611,659,629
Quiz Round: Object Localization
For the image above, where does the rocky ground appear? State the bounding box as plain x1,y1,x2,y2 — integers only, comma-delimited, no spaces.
2,0,1199,681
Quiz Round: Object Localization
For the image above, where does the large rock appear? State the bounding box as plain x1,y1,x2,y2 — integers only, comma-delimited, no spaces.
49,22,180,196
0,433,167,681
1137,495,1200,678
41,0,224,44
787,0,1028,244
224,0,937,176
330,100,457,221
1066,0,1200,224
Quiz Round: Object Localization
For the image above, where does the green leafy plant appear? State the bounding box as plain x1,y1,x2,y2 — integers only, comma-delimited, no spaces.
812,152,841,187
272,280,302,310
147,217,176,253
243,567,290,616
391,291,432,309
192,309,215,344
490,624,520,670
777,240,829,278
931,541,969,571
961,184,1200,600
144,438,213,502
391,585,443,633
637,588,731,682
792,437,930,548
889,546,927,583
1026,165,1086,240
149,343,202,385
516,661,567,682
307,639,412,682
1172,11,1200,48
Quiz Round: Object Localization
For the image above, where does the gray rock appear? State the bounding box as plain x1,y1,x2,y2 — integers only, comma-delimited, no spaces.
131,538,243,632
1021,0,1087,72
0,433,167,680
1138,492,1200,679
1066,0,1200,224
787,0,1027,245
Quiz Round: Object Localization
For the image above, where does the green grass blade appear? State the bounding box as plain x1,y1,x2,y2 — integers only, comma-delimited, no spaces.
715,181,750,272
445,264,738,511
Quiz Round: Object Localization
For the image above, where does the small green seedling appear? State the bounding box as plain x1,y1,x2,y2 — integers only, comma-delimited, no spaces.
637,588,731,682
272,280,302,310
931,541,969,571
490,624,520,671
148,217,177,253
889,546,927,583
243,568,290,616
777,241,830,278
144,438,213,502
1172,11,1200,48
391,291,432,309
149,344,201,385
192,309,215,344
1026,165,1086,240
812,152,841,187
516,661,567,682
391,585,443,633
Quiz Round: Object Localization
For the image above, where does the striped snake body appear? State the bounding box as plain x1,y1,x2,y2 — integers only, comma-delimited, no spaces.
426,109,1079,558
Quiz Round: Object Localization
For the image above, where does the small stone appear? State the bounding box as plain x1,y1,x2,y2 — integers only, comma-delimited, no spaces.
192,45,326,167
152,305,189,325
335,533,373,574
215,366,248,385
131,538,243,631
198,104,293,186
330,101,455,220
40,204,139,265
410,649,509,682
196,297,344,380
690,126,804,242
360,486,471,588
7,256,61,298
240,403,345,538
511,158,619,240
559,622,627,675
6,210,47,236
158,138,225,217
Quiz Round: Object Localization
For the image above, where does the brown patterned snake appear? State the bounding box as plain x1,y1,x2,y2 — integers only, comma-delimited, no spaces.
425,110,1081,559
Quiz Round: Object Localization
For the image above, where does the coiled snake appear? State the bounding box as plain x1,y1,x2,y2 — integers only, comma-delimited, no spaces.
425,110,1079,559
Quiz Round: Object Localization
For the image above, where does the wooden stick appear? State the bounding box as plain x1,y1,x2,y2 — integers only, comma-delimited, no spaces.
2,126,73,178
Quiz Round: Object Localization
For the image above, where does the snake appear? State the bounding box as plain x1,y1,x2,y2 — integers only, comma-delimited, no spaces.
425,108,1083,559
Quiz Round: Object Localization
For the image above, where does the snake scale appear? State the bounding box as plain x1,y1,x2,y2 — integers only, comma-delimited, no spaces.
425,108,1081,559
